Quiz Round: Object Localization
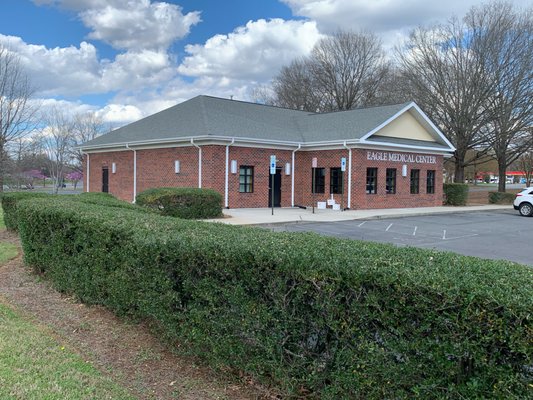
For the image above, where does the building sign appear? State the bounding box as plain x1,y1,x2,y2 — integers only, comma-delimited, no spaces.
270,155,276,174
366,151,436,164
341,157,346,172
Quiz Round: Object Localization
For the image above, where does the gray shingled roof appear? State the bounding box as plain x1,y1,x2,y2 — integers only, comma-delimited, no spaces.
81,95,449,149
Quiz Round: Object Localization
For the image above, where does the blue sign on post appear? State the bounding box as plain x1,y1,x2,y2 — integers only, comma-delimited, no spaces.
270,155,276,174
341,157,347,172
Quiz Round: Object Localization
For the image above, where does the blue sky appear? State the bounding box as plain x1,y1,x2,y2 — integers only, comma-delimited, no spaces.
0,0,529,126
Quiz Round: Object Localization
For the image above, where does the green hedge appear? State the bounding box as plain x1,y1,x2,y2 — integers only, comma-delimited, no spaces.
444,183,469,206
488,191,516,204
136,187,222,219
0,192,52,231
14,197,533,399
1,192,151,232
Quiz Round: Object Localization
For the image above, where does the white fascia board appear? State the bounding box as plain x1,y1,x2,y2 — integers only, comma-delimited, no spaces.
409,103,456,151
359,102,456,152
359,140,454,155
81,135,303,153
359,102,414,141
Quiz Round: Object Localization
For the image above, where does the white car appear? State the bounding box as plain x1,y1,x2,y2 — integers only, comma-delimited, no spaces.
513,187,533,217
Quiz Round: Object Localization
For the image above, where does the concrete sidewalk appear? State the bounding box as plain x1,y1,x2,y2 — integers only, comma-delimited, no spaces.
209,204,511,225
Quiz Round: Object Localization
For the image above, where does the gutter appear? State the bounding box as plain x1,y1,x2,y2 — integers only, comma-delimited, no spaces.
125,144,137,203
343,141,352,209
224,138,235,208
83,151,90,193
291,144,301,207
190,138,202,188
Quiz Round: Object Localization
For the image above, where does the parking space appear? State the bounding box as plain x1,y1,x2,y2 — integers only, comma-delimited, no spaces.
268,210,532,266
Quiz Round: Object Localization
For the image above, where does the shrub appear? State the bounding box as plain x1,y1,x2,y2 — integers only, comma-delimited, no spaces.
136,187,222,219
488,191,516,204
15,197,533,399
75,192,150,212
0,192,52,231
443,183,469,205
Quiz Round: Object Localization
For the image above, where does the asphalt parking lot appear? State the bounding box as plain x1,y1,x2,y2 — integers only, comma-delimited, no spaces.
267,209,532,266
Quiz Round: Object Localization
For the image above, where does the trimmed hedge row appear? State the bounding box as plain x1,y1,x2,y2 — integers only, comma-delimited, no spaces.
13,197,533,399
0,192,52,231
489,191,516,204
1,192,149,232
444,183,469,205
136,187,222,219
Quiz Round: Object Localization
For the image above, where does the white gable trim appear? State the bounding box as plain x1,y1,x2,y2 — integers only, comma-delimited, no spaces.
359,102,456,152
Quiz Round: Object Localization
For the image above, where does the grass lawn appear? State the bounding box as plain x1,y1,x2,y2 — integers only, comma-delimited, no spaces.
0,299,135,400
0,207,135,400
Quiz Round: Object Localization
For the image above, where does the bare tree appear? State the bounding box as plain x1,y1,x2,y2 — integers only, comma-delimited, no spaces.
310,30,390,111
518,151,533,187
267,30,390,112
473,2,533,191
0,45,38,191
37,107,76,194
396,15,498,183
70,112,106,172
271,58,324,111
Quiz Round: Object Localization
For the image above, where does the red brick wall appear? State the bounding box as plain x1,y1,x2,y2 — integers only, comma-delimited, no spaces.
227,146,293,208
350,149,443,209
85,146,444,209
294,150,350,208
136,147,200,195
87,151,134,201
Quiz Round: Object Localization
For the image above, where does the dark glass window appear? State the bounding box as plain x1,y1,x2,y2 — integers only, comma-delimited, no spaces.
366,167,378,194
312,168,325,193
330,168,343,194
386,168,396,194
410,169,420,194
239,166,254,193
426,170,435,194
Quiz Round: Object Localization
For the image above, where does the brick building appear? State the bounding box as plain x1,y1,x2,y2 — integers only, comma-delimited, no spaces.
80,95,455,209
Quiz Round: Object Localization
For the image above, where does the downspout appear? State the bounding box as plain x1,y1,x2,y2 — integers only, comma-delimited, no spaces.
224,138,235,208
84,152,90,192
343,141,352,209
126,144,137,203
191,138,202,188
291,144,301,207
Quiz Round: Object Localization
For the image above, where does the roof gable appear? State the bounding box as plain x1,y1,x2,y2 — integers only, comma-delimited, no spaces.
372,111,435,142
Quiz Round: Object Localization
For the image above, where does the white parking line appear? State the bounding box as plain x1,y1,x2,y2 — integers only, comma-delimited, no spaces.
442,230,446,240
413,226,417,236
386,223,393,232
358,221,366,227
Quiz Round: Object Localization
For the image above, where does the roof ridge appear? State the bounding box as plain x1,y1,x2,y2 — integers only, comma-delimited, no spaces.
308,102,412,116
198,94,317,114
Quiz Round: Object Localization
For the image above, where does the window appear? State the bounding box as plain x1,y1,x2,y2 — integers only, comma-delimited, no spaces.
386,168,396,194
426,170,435,194
410,169,420,194
312,168,325,193
239,166,254,193
366,167,378,194
330,168,343,194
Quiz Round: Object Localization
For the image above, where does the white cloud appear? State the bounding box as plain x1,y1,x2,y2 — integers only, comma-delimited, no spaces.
37,98,97,116
282,0,533,49
178,19,322,80
0,34,174,97
94,103,143,124
34,0,201,51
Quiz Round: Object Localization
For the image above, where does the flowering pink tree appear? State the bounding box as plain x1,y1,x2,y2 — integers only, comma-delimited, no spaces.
22,170,47,188
66,171,83,189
